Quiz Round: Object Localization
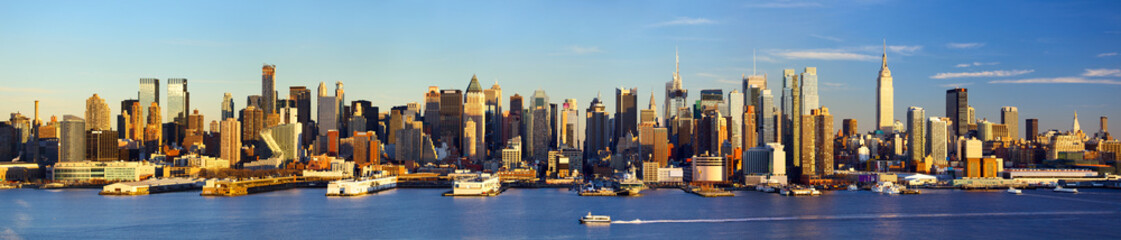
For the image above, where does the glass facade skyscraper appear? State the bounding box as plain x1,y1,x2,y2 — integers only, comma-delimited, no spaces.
138,78,159,128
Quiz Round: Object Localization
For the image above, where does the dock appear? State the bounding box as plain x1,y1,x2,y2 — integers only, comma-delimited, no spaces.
101,178,203,195
201,176,344,197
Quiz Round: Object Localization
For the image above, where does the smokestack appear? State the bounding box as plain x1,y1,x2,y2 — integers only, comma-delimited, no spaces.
34,100,40,125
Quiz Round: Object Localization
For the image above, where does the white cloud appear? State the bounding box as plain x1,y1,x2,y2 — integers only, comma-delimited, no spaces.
1082,68,1121,77
649,17,716,27
745,1,824,8
930,69,1034,79
888,45,923,55
773,51,877,61
1097,52,1118,57
947,42,985,49
989,77,1121,85
550,46,602,56
938,82,975,88
955,62,999,68
809,34,843,42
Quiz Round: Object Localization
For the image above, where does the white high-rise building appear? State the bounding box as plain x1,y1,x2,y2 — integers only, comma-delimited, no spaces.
463,75,486,160
907,107,925,163
927,117,948,166
729,90,744,151
877,41,895,133
759,89,776,144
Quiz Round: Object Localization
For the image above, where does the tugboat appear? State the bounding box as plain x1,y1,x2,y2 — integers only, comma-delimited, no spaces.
580,212,611,224
1053,186,1078,193
1007,187,1022,194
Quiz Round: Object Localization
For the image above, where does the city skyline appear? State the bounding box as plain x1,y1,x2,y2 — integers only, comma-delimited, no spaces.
2,0,1119,132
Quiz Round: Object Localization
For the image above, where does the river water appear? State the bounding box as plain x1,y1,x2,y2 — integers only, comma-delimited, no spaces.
3,187,1121,239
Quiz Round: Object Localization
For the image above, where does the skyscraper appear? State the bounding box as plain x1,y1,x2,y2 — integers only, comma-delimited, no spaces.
262,64,276,114
1001,106,1019,140
484,82,504,155
728,90,744,151
317,82,338,140
424,86,441,136
85,94,111,131
927,117,948,166
119,99,139,139
743,105,757,149
220,118,241,165
665,49,688,125
585,94,610,160
907,107,926,165
439,89,463,154
168,78,189,124
561,98,582,148
946,88,969,137
843,119,858,137
138,78,159,129
759,89,776,144
801,67,819,115
877,42,895,133
814,107,833,176
1026,118,1039,142
241,105,264,142
289,87,311,123
463,75,486,161
529,89,551,161
221,93,235,120
60,115,85,162
615,87,638,148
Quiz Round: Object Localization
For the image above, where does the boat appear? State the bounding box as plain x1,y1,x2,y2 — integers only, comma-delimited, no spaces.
617,171,647,196
810,188,822,195
444,173,501,196
847,184,859,191
326,176,397,196
762,186,777,193
782,187,819,196
872,182,900,194
1007,187,1022,194
40,183,65,189
1053,186,1078,193
579,212,611,224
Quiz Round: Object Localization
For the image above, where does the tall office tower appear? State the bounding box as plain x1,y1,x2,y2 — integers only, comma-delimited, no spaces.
351,100,378,135
800,67,819,115
698,89,723,113
220,118,241,165
781,69,795,125
261,64,276,114
463,120,478,161
245,95,262,108
289,87,311,123
439,89,464,154
946,88,969,137
967,106,976,126
85,129,118,161
240,105,264,142
907,107,926,165
743,106,757,149
1102,117,1109,134
138,78,160,128
144,103,163,150
386,107,405,145
528,90,551,161
1001,106,1019,140
1025,118,1039,142
463,75,486,161
561,99,582,148
799,113,816,177
927,117,948,166
424,86,441,135
127,101,143,141
317,82,338,137
877,42,895,133
484,82,503,154
786,72,802,173
641,94,657,124
615,87,638,148
507,94,523,144
84,94,111,131
352,131,379,167
60,115,85,162
335,82,347,137
743,74,766,128
167,78,189,123
221,93,235,120
814,107,834,176
119,99,139,139
695,109,724,155
728,90,744,151
665,49,689,125
843,119,858,137
585,94,610,158
759,89,776,144
187,110,205,137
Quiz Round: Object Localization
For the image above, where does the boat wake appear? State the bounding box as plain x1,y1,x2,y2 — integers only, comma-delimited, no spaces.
610,210,1118,224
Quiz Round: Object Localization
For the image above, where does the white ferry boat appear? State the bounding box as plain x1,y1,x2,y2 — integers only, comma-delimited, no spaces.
580,212,611,224
1053,186,1078,193
326,176,397,196
446,173,501,196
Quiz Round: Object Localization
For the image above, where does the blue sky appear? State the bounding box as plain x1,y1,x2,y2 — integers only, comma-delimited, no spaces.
1,0,1118,133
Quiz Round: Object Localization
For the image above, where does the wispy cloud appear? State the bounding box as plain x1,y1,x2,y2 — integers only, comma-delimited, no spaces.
1097,52,1118,57
770,44,921,61
648,17,716,27
930,69,1034,79
990,77,1121,85
550,45,603,56
0,87,54,94
809,34,843,42
1082,68,1121,77
774,51,877,61
938,82,975,88
745,1,824,8
946,42,985,49
697,73,737,85
955,62,999,68
821,82,853,91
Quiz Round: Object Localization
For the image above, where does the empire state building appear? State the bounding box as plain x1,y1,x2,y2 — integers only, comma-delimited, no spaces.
876,41,894,133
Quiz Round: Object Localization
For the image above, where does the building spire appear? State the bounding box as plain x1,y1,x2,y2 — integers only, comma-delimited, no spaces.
675,46,680,75
882,39,888,69
1073,111,1081,132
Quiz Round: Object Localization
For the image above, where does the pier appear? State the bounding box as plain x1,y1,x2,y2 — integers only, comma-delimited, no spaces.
201,176,344,197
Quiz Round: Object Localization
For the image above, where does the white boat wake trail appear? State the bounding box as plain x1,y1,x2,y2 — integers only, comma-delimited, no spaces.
610,210,1118,224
